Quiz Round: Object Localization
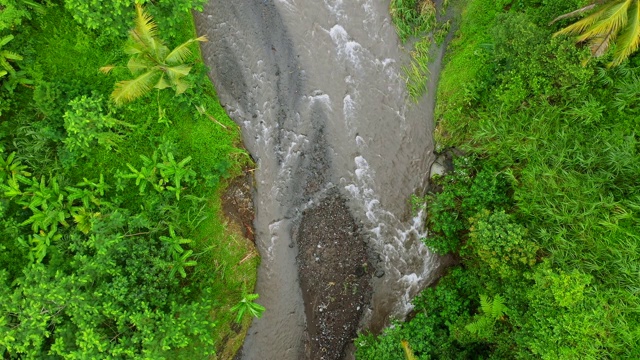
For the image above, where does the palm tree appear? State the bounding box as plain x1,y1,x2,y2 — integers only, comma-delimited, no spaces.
552,0,640,66
100,4,207,105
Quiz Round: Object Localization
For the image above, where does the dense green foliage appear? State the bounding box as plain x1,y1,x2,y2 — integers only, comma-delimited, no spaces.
358,0,640,358
0,2,258,358
63,0,207,38
554,0,640,67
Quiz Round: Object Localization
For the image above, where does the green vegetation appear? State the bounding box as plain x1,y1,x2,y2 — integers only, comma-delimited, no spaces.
357,0,640,358
230,293,266,324
0,1,258,358
390,0,451,100
554,0,640,66
100,4,207,105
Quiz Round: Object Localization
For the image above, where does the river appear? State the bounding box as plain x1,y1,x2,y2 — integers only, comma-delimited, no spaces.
194,0,449,358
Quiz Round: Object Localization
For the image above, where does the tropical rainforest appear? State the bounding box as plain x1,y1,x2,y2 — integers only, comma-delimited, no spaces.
357,0,640,359
0,1,259,358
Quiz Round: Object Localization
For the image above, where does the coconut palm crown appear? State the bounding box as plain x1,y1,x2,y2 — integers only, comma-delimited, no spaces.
101,4,207,105
553,0,640,67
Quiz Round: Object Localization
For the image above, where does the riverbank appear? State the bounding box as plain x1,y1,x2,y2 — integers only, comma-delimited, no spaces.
0,3,258,357
357,0,640,358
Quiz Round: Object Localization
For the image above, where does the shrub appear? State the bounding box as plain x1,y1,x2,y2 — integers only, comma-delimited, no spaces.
422,157,511,254
62,94,132,156
63,0,207,38
466,209,538,278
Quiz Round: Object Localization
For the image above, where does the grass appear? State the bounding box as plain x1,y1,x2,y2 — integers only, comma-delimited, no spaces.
403,35,432,100
391,0,442,101
7,3,258,357
357,0,640,358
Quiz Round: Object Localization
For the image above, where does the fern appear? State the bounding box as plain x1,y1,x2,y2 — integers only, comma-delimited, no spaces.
465,294,509,339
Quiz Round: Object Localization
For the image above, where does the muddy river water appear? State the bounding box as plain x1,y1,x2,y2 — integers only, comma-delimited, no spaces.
194,1,449,358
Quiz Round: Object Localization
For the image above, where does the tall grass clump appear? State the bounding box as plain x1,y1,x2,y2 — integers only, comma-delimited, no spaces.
390,0,452,101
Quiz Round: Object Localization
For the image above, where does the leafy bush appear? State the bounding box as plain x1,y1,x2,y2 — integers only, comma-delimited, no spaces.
360,0,640,358
0,3,256,358
356,267,485,360
466,209,537,278
422,156,511,254
63,0,207,38
0,0,44,31
62,94,132,156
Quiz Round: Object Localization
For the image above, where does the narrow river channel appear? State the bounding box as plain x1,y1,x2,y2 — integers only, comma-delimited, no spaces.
194,0,449,358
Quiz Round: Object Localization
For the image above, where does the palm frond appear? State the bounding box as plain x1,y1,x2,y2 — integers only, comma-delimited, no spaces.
612,0,640,66
133,3,158,46
20,0,46,14
111,71,159,106
554,2,617,37
154,74,171,89
577,0,632,42
491,294,507,318
0,58,15,73
590,29,615,58
165,64,191,79
549,4,597,25
2,50,22,61
174,78,190,94
480,294,491,315
99,65,116,74
165,36,207,65
130,4,165,60
127,57,154,75
124,41,145,55
400,340,417,360
0,35,14,47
